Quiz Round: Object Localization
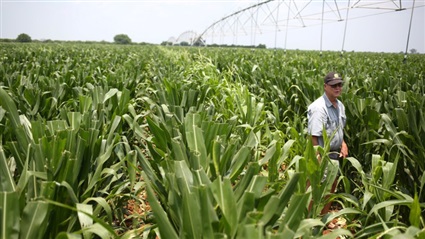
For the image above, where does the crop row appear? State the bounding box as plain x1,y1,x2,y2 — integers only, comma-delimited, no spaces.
0,43,424,238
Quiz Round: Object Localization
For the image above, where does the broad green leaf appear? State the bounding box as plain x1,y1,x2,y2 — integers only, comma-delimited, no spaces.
175,160,194,194
81,223,114,239
143,172,179,239
228,146,251,181
181,188,202,239
106,115,121,144
146,117,169,153
258,141,276,165
295,218,325,238
239,223,264,239
409,194,421,228
82,197,113,223
103,88,118,103
368,199,412,219
19,201,49,239
0,87,29,169
76,203,93,229
55,232,82,239
233,163,261,200
277,139,296,165
420,171,425,197
198,185,218,238
0,145,16,191
171,137,188,162
211,177,238,237
278,224,295,239
135,145,167,199
0,191,19,239
185,112,208,170
316,228,352,239
261,173,301,226
0,88,21,131
258,196,280,226
280,193,309,231
83,140,114,197
125,150,137,189
237,191,256,224
67,112,81,131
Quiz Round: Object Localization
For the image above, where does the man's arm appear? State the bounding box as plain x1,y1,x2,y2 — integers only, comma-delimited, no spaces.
311,135,319,146
311,136,321,163
339,140,348,158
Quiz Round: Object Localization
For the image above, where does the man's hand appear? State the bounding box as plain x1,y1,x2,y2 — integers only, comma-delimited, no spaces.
339,140,348,158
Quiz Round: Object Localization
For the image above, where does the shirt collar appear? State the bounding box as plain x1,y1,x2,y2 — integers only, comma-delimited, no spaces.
323,93,337,108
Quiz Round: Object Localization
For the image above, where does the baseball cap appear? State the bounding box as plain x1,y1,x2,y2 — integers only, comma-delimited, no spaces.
324,72,343,85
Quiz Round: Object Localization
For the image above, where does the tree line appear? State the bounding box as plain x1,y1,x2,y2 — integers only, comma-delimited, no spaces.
3,33,422,53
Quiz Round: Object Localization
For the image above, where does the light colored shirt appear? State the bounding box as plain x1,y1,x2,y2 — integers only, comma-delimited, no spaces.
307,93,346,151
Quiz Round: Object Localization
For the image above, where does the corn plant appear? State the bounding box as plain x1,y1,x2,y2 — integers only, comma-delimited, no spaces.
1,43,425,238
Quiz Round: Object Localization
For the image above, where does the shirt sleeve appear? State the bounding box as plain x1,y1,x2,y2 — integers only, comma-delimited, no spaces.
339,102,346,127
307,105,328,137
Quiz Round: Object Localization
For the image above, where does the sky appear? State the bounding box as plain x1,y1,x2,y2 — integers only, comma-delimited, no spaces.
1,0,424,53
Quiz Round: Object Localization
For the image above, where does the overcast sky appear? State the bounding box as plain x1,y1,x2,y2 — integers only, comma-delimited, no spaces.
1,0,424,53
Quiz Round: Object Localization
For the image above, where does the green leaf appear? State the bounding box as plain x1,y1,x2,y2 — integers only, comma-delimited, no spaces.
55,232,82,239
143,172,179,239
181,188,202,239
67,112,81,131
76,203,93,229
0,145,16,192
237,191,256,225
19,201,49,239
185,113,208,170
233,163,261,201
0,87,30,169
211,177,238,237
258,196,280,226
82,197,113,223
198,185,218,238
228,146,251,181
0,88,21,132
0,191,19,239
175,160,194,194
277,139,296,165
368,199,412,219
258,141,276,165
280,193,310,231
146,116,169,153
80,223,114,239
295,218,325,238
103,88,118,103
316,228,352,239
409,193,421,228
261,173,301,227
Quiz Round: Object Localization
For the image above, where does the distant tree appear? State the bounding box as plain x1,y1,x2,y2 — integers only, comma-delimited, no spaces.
16,33,32,43
0,38,13,43
410,48,417,54
113,34,132,44
180,41,189,46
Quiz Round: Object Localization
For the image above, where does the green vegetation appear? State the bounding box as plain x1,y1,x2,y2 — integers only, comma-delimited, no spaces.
114,34,132,44
0,43,424,238
16,33,32,43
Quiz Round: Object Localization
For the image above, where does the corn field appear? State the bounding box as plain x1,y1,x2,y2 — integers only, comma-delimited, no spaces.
1,43,425,239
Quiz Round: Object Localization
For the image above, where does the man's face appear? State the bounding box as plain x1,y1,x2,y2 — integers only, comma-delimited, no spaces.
324,83,343,99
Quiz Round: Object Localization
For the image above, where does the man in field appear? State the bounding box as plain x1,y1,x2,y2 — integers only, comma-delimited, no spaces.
307,71,349,214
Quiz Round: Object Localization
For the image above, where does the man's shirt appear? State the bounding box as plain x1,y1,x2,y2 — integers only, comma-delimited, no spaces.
307,93,346,152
